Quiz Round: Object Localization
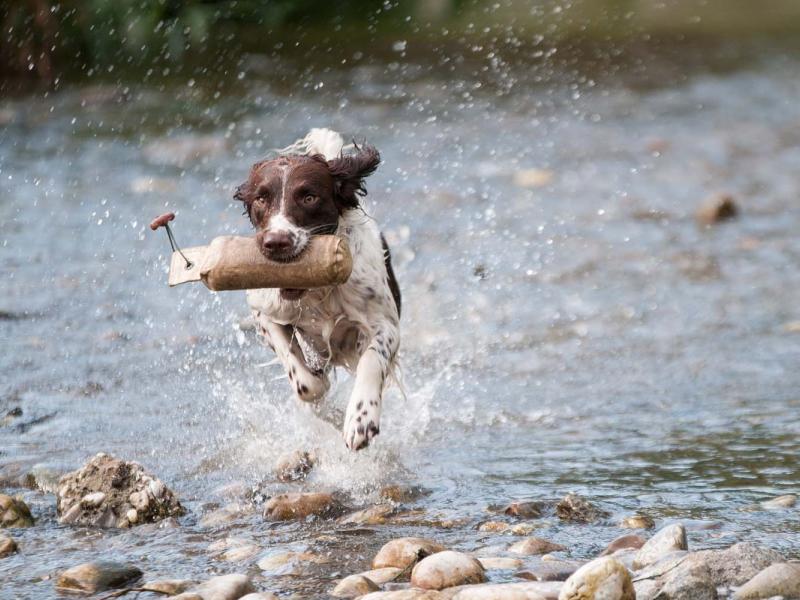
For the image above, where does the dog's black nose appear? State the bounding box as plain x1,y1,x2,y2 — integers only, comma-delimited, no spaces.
263,231,293,253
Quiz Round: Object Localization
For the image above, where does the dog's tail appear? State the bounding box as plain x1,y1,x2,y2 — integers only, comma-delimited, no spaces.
277,128,347,161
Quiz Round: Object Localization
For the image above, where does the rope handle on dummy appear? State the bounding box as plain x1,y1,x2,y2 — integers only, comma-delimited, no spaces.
150,212,353,291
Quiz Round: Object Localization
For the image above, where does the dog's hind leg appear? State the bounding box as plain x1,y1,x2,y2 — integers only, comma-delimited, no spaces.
257,319,330,402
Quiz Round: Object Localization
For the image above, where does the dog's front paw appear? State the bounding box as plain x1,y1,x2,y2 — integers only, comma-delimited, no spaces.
343,399,380,451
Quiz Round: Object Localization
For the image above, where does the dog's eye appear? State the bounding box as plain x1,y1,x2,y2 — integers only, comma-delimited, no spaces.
301,194,318,206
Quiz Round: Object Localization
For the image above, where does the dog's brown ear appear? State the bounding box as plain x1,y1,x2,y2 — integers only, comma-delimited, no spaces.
327,144,381,210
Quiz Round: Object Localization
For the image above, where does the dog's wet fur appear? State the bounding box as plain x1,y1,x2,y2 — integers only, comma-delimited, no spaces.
235,131,401,450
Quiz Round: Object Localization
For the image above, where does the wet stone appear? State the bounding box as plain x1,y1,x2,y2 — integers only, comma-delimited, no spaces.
632,524,687,569
411,551,487,590
555,493,609,524
274,450,315,482
356,567,404,584
56,561,143,593
0,533,18,557
600,534,647,556
559,557,634,600
619,514,655,529
449,582,563,600
516,559,584,582
339,504,396,525
0,494,34,528
263,492,341,520
681,543,783,587
734,562,800,599
509,537,567,556
373,537,446,570
634,556,717,600
760,494,797,509
504,501,544,519
331,574,381,597
696,192,738,226
56,453,184,528
359,591,444,600
257,551,329,575
380,484,430,503
172,574,256,600
200,503,247,528
477,557,524,570
478,521,510,533
142,579,196,595
240,594,280,600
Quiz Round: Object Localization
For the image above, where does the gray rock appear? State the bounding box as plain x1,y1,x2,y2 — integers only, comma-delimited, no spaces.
687,543,783,587
0,494,34,528
0,533,18,557
633,524,687,569
555,493,609,524
651,559,717,600
56,561,143,593
516,560,585,582
733,563,800,599
57,453,184,528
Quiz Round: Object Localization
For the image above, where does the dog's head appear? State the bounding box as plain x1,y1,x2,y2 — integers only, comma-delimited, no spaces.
234,144,380,263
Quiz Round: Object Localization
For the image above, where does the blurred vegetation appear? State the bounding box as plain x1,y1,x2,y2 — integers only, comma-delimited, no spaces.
1,0,412,84
3,0,800,86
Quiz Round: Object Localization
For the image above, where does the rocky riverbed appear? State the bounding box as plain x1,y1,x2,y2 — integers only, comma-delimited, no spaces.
1,453,798,598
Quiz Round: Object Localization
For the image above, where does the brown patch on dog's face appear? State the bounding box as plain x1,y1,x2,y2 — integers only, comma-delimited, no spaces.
234,145,381,267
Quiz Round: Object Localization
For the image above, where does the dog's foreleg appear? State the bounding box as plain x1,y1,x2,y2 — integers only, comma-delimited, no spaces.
343,323,399,451
258,318,329,402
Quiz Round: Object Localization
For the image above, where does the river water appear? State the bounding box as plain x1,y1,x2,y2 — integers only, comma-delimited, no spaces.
1,35,799,598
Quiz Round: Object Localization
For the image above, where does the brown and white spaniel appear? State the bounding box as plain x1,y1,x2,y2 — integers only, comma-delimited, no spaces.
234,129,401,451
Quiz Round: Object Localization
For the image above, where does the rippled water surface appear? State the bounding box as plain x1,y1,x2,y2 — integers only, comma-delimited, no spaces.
1,36,799,598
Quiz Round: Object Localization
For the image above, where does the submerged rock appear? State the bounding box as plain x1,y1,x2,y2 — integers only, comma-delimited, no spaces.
257,551,329,575
263,492,341,520
56,561,143,593
632,524,687,569
331,574,381,597
760,494,797,509
734,562,800,599
559,557,634,600
274,450,315,482
373,537,446,570
0,494,34,528
0,533,18,557
509,537,566,556
619,514,655,529
411,551,486,590
555,493,609,524
504,501,545,519
56,453,184,528
696,193,738,226
380,484,430,503
339,504,396,525
478,521,510,533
